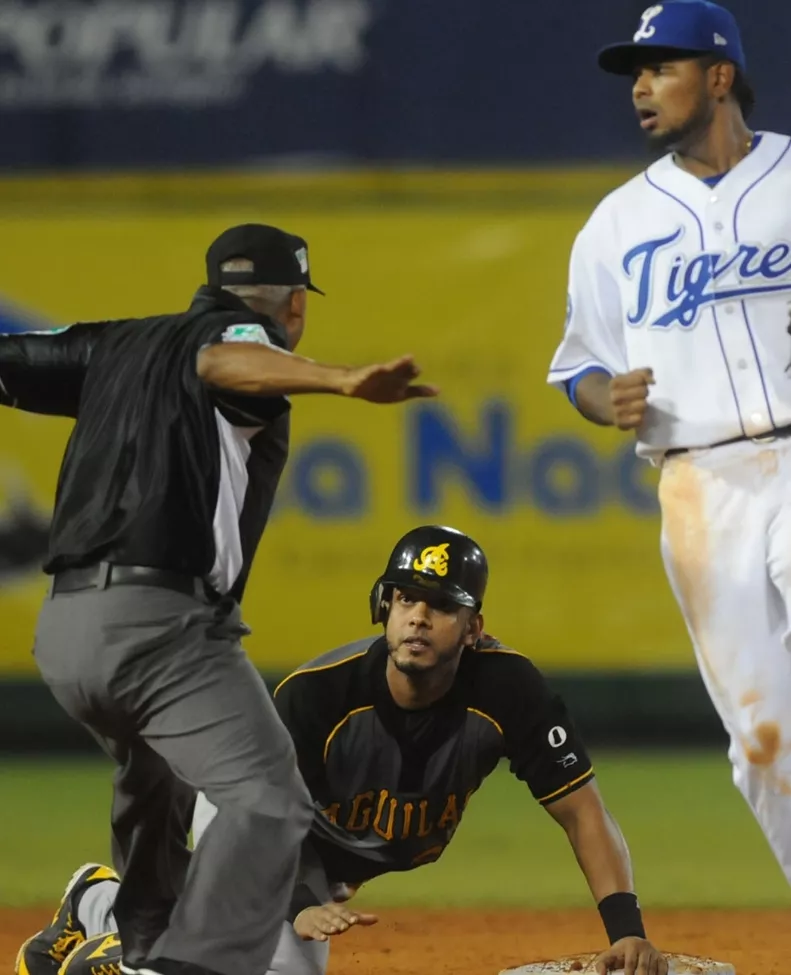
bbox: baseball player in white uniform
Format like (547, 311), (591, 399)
(549, 0), (791, 884)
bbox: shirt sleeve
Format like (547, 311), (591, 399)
(547, 207), (628, 397)
(495, 653), (595, 806)
(273, 670), (333, 807)
(198, 317), (292, 427)
(0, 323), (101, 417)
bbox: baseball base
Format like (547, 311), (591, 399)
(499, 953), (735, 975)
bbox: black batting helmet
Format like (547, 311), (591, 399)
(369, 525), (488, 624)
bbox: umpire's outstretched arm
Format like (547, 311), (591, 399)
(197, 343), (439, 404)
(0, 323), (102, 417)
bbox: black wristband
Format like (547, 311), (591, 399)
(286, 882), (322, 924)
(597, 892), (646, 944)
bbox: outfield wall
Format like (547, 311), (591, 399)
(0, 170), (720, 751)
(0, 169), (691, 674)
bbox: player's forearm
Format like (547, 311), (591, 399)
(549, 784), (646, 943)
(565, 806), (635, 903)
(573, 371), (615, 426)
(197, 344), (351, 397)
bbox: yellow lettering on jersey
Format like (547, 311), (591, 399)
(346, 791), (375, 831)
(401, 801), (414, 839)
(87, 934), (122, 959)
(437, 793), (459, 830)
(417, 799), (433, 837)
(322, 803), (340, 825)
(373, 789), (398, 841)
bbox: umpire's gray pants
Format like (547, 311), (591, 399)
(33, 584), (314, 975)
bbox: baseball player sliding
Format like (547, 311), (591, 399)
(549, 1), (791, 884)
(18, 527), (666, 975)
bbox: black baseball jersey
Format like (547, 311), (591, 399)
(0, 287), (290, 600)
(274, 636), (594, 885)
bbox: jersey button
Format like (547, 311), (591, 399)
(710, 195), (719, 203)
(725, 305), (735, 314)
(751, 412), (765, 426)
(737, 359), (748, 370)
(714, 221), (724, 232)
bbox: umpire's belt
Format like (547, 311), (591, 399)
(665, 422), (791, 458)
(50, 562), (213, 600)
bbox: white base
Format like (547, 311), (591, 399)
(499, 953), (735, 975)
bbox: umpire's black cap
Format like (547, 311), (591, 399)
(206, 224), (325, 295)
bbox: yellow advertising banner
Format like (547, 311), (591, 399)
(0, 173), (694, 674)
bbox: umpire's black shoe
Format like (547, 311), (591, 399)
(15, 864), (120, 975)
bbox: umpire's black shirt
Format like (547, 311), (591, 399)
(0, 287), (290, 601)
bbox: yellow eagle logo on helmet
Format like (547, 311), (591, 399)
(412, 543), (450, 577)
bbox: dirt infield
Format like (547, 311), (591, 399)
(2, 907), (789, 975)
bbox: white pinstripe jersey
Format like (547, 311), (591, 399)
(548, 131), (791, 458)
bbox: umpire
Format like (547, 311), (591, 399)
(0, 223), (437, 975)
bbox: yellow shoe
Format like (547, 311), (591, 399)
(59, 933), (122, 975)
(15, 864), (119, 975)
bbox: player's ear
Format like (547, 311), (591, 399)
(465, 612), (484, 648)
(290, 287), (307, 315)
(709, 60), (735, 101)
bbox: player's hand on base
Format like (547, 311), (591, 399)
(608, 368), (655, 431)
(594, 936), (667, 975)
(339, 355), (440, 403)
(293, 902), (379, 942)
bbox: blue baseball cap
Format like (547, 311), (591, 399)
(598, 1), (746, 76)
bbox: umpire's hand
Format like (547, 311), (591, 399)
(595, 936), (667, 975)
(293, 902), (379, 941)
(340, 355), (440, 403)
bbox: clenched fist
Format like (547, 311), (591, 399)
(609, 368), (655, 431)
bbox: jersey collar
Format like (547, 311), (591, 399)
(645, 131), (789, 206)
(190, 285), (289, 349)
